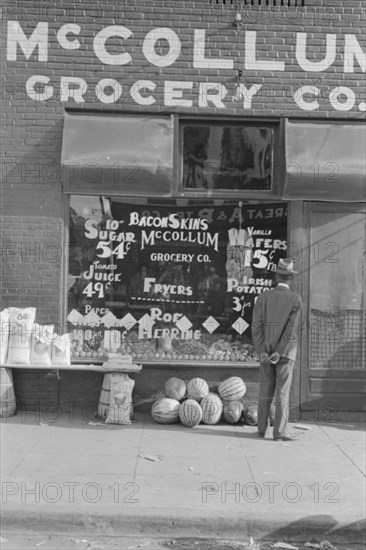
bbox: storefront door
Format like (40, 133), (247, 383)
(301, 202), (366, 417)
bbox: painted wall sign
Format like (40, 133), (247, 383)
(6, 21), (366, 112)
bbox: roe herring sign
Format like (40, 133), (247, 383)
(6, 21), (366, 112)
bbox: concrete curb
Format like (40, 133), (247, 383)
(2, 509), (365, 544)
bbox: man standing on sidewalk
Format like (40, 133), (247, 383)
(252, 258), (302, 441)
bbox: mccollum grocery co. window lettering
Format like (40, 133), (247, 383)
(67, 197), (287, 363)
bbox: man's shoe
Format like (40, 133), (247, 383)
(258, 433), (265, 438)
(274, 433), (298, 441)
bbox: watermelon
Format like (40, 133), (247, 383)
(218, 377), (246, 401)
(164, 377), (186, 401)
(179, 399), (202, 427)
(201, 393), (223, 425)
(243, 404), (258, 426)
(186, 377), (209, 402)
(151, 398), (180, 424)
(223, 400), (244, 424)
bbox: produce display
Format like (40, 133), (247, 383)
(218, 376), (247, 401)
(201, 393), (223, 425)
(179, 399), (203, 427)
(71, 330), (105, 359)
(243, 404), (258, 426)
(70, 327), (259, 363)
(151, 397), (180, 424)
(223, 400), (244, 424)
(186, 377), (209, 402)
(164, 377), (186, 401)
(151, 376), (257, 428)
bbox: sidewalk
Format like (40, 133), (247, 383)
(1, 409), (365, 545)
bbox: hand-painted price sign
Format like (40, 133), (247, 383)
(82, 281), (110, 299)
(252, 249), (269, 268)
(232, 296), (251, 316)
(96, 241), (132, 260)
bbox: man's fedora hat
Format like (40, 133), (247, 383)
(276, 258), (298, 275)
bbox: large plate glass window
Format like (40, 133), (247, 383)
(309, 210), (366, 370)
(182, 123), (274, 191)
(67, 197), (287, 363)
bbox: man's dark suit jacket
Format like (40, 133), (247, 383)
(252, 285), (302, 362)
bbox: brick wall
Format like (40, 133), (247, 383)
(0, 216), (63, 323)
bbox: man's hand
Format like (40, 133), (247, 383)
(270, 352), (281, 364)
(259, 353), (270, 366)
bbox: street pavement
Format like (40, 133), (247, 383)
(1, 408), (365, 546)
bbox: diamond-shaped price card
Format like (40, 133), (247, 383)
(82, 309), (101, 326)
(67, 309), (84, 326)
(176, 316), (192, 333)
(119, 313), (137, 330)
(101, 311), (118, 328)
(232, 317), (249, 335)
(202, 316), (220, 334)
(138, 313), (155, 331)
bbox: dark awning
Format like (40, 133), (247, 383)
(61, 112), (174, 195)
(283, 121), (366, 202)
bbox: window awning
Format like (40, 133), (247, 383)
(61, 112), (174, 195)
(283, 121), (366, 202)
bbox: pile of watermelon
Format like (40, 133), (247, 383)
(151, 376), (258, 428)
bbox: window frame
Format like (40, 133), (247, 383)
(177, 117), (282, 200)
(63, 194), (289, 365)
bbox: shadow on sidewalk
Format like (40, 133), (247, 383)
(2, 409), (363, 440)
(1, 411), (277, 440)
(261, 515), (366, 545)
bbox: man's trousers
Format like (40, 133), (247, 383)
(258, 357), (295, 439)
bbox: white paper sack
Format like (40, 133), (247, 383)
(7, 307), (36, 365)
(30, 324), (54, 366)
(51, 333), (71, 366)
(0, 309), (10, 364)
(105, 377), (135, 425)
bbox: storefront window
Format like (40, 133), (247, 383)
(67, 196), (287, 363)
(309, 210), (366, 370)
(182, 124), (273, 191)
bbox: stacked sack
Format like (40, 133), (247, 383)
(1, 307), (72, 367)
(151, 375), (259, 428)
(0, 308), (16, 416)
(104, 373), (135, 426)
(98, 355), (136, 425)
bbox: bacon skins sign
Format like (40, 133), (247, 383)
(6, 21), (366, 112)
